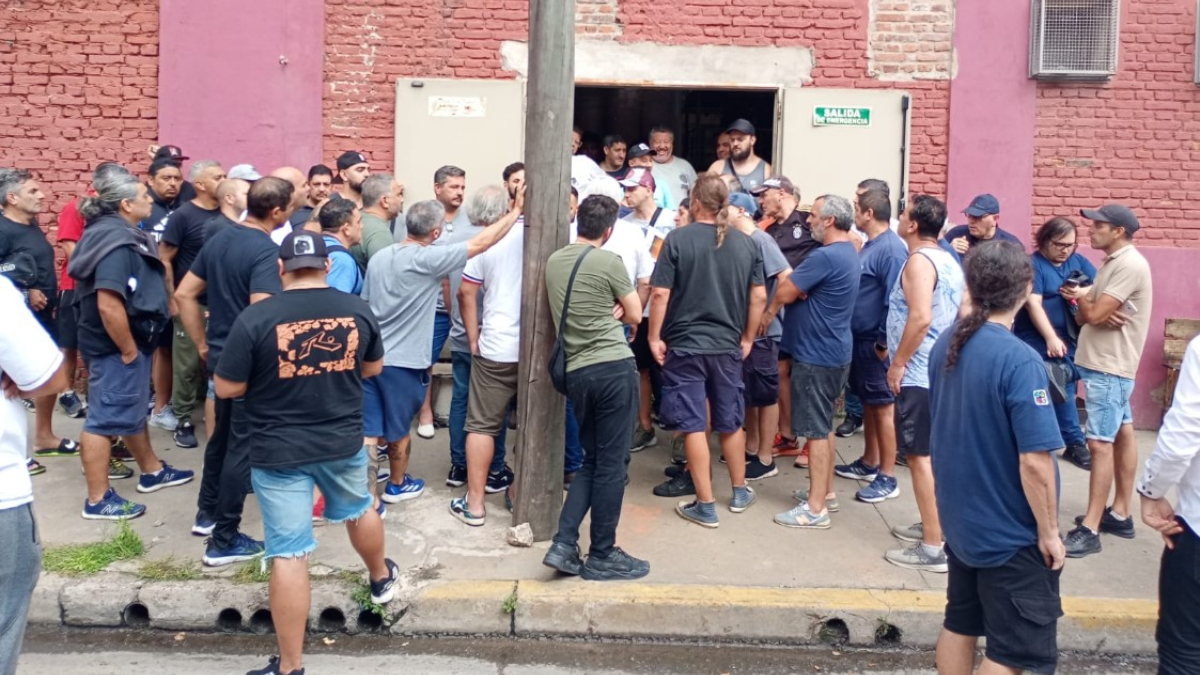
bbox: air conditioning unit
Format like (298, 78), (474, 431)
(1030, 0), (1121, 80)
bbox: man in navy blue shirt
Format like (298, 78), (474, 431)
(943, 194), (1024, 259)
(763, 194), (860, 530)
(929, 241), (1065, 675)
(834, 189), (908, 503)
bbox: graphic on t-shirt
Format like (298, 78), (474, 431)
(1033, 389), (1050, 406)
(276, 317), (359, 379)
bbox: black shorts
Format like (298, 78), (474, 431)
(1158, 519), (1200, 674)
(631, 317), (655, 371)
(155, 317), (174, 350)
(57, 290), (79, 350)
(944, 545), (1063, 675)
(34, 306), (59, 346)
(791, 360), (850, 439)
(742, 339), (779, 408)
(895, 386), (932, 457)
(659, 350), (744, 434)
(849, 339), (893, 405)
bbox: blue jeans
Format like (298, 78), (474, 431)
(565, 399), (583, 474)
(1051, 360), (1085, 447)
(844, 390), (863, 419)
(431, 312), (450, 363)
(450, 351), (506, 472)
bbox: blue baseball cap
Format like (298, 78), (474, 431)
(963, 193), (1000, 217)
(729, 192), (758, 216)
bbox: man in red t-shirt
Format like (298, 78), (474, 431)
(55, 192), (87, 418)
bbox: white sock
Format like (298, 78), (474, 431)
(920, 542), (944, 556)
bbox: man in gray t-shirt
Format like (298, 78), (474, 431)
(360, 190), (523, 506)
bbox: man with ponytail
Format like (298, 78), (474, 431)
(929, 241), (1065, 675)
(881, 195), (964, 572)
(68, 168), (195, 520)
(648, 174), (766, 528)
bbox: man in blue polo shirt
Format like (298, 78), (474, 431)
(943, 194), (1024, 259)
(764, 194), (860, 530)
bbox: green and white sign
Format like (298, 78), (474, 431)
(813, 106), (872, 127)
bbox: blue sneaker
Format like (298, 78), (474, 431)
(676, 500), (719, 528)
(729, 485), (756, 513)
(381, 474), (425, 504)
(856, 474), (900, 504)
(834, 458), (878, 482)
(136, 461), (195, 493)
(376, 499), (387, 521)
(192, 511), (215, 536)
(202, 532), (265, 567)
(82, 487), (146, 521)
(774, 502), (831, 529)
(370, 558), (401, 604)
(449, 496), (485, 526)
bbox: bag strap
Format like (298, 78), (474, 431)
(648, 207), (663, 231)
(725, 159), (748, 194)
(558, 246), (593, 340)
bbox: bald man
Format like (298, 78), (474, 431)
(269, 167), (309, 245)
(204, 179), (250, 242)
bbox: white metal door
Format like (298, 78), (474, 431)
(776, 88), (911, 213)
(394, 79), (526, 206)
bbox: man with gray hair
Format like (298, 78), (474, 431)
(764, 194), (861, 530)
(159, 160), (225, 446)
(354, 173), (404, 269)
(363, 188), (524, 508)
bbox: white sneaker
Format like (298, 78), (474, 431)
(149, 404), (179, 431)
(416, 423), (436, 439)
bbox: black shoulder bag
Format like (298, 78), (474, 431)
(549, 247), (592, 395)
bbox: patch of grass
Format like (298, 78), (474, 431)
(352, 583), (387, 619)
(43, 520), (144, 577)
(502, 589), (518, 615)
(231, 558), (271, 584)
(138, 556), (202, 582)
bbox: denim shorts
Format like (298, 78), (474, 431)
(659, 350), (745, 434)
(742, 339), (779, 408)
(363, 366), (431, 443)
(251, 448), (373, 559)
(849, 338), (894, 406)
(791, 360), (850, 439)
(83, 351), (152, 437)
(1079, 366), (1134, 443)
(206, 376), (216, 401)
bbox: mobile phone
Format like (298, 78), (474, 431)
(1062, 278), (1081, 289)
(1122, 299), (1139, 316)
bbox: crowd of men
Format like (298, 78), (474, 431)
(0, 118), (1196, 675)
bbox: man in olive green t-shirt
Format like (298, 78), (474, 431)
(541, 195), (648, 582)
(1061, 203), (1154, 559)
(352, 173), (405, 269)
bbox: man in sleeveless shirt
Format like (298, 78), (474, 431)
(706, 119), (773, 194)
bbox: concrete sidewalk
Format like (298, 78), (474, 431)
(24, 410), (1163, 652)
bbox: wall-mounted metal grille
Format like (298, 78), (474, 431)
(1030, 0), (1121, 80)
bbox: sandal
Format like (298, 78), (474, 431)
(34, 438), (80, 458)
(27, 459), (46, 476)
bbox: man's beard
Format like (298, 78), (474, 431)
(732, 147), (752, 162)
(348, 178), (365, 194)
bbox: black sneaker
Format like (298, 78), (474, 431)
(718, 452), (755, 465)
(652, 472), (695, 497)
(664, 462), (687, 479)
(369, 558), (400, 604)
(174, 420), (198, 449)
(59, 391), (86, 418)
(486, 465), (514, 494)
(542, 541), (584, 575)
(744, 459), (778, 481)
(1064, 525), (1102, 558)
(110, 438), (133, 460)
(446, 464), (467, 487)
(1062, 443), (1092, 470)
(246, 655), (304, 675)
(580, 547), (649, 581)
(1074, 507), (1135, 539)
(835, 415), (862, 438)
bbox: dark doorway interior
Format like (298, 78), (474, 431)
(574, 86), (777, 171)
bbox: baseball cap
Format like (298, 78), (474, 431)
(153, 145), (189, 163)
(618, 167), (655, 191)
(227, 164), (262, 181)
(336, 151), (368, 171)
(627, 143), (653, 159)
(148, 158), (181, 177)
(1080, 204), (1140, 235)
(750, 176), (796, 197)
(729, 192), (758, 216)
(963, 193), (1000, 217)
(725, 119), (756, 136)
(279, 230), (328, 272)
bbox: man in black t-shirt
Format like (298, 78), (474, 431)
(176, 177), (289, 568)
(218, 230), (396, 675)
(159, 160), (225, 445)
(0, 168), (78, 460)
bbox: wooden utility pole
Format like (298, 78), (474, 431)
(512, 0), (575, 540)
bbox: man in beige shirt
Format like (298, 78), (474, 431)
(1061, 204), (1154, 558)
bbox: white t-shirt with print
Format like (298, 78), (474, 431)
(0, 276), (62, 510)
(569, 219), (654, 289)
(461, 223), (524, 363)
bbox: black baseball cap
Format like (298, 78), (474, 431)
(725, 119), (756, 136)
(336, 151), (368, 171)
(963, 193), (1000, 217)
(627, 143), (653, 159)
(279, 231), (328, 272)
(1080, 204), (1140, 235)
(153, 145), (189, 164)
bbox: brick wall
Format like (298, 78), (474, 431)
(322, 0), (952, 196)
(1033, 0), (1200, 247)
(0, 0), (159, 232)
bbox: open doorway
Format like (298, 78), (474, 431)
(574, 85), (777, 172)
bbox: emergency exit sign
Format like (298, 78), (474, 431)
(813, 106), (872, 127)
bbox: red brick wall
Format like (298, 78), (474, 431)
(322, 0), (951, 197)
(0, 1), (159, 232)
(1033, 0), (1200, 247)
